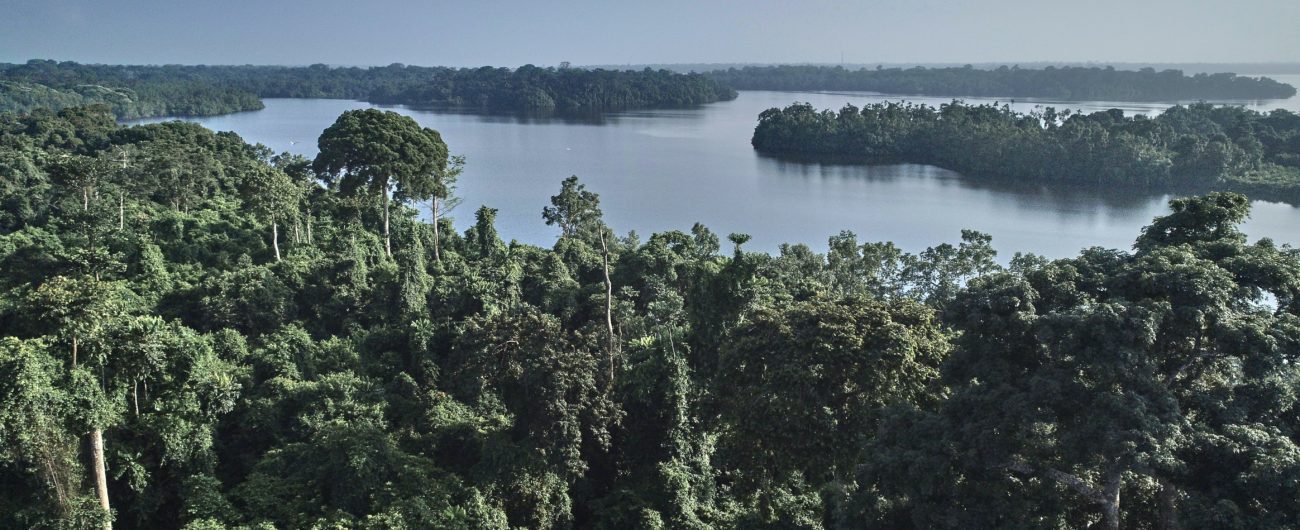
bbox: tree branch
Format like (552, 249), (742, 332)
(1004, 460), (1106, 504)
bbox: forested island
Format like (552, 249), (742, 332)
(709, 64), (1297, 101)
(2, 105), (1300, 529)
(752, 100), (1300, 203)
(0, 60), (738, 119)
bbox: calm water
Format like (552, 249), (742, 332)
(131, 77), (1300, 259)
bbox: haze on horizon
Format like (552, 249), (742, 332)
(3, 0), (1299, 68)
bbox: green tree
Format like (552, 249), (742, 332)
(313, 109), (449, 257)
(0, 337), (108, 529)
(716, 296), (949, 524)
(47, 153), (110, 212)
(426, 155), (465, 263)
(860, 193), (1300, 529)
(240, 164), (301, 261)
(543, 175), (604, 241)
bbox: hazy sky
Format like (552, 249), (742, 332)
(3, 0), (1298, 67)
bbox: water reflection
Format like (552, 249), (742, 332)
(390, 105), (617, 125)
(757, 154), (1174, 210)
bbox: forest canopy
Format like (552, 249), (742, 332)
(708, 64), (1298, 101)
(0, 60), (738, 119)
(751, 100), (1300, 203)
(1, 105), (1299, 529)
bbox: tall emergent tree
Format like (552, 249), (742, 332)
(543, 175), (604, 241)
(241, 164), (302, 262)
(425, 155), (464, 263)
(313, 109), (450, 257)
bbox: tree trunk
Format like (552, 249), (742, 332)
(306, 208), (313, 244)
(382, 191), (392, 258)
(90, 428), (112, 529)
(132, 380), (139, 416)
(1158, 476), (1180, 530)
(1099, 471), (1122, 530)
(72, 335), (78, 369)
(1003, 461), (1124, 530)
(600, 231), (616, 384)
(272, 220), (281, 262)
(432, 197), (442, 263)
(83, 188), (89, 211)
(117, 152), (128, 231)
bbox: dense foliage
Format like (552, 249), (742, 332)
(709, 64), (1297, 101)
(752, 100), (1300, 203)
(0, 77), (263, 120)
(2, 106), (1298, 529)
(0, 60), (738, 119)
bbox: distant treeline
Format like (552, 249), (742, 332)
(709, 65), (1297, 101)
(0, 60), (738, 119)
(752, 100), (1300, 202)
(594, 62), (1300, 76)
(0, 77), (264, 120)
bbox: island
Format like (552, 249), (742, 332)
(752, 100), (1300, 203)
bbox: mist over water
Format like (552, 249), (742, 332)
(131, 83), (1300, 259)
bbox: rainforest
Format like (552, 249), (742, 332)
(2, 104), (1299, 529)
(5, 1), (1300, 529)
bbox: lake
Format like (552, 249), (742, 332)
(131, 77), (1300, 259)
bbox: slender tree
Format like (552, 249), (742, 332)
(542, 175), (603, 240)
(48, 154), (109, 211)
(428, 155), (465, 263)
(241, 164), (302, 262)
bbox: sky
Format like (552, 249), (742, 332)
(2, 0), (1298, 67)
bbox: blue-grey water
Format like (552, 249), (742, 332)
(131, 76), (1300, 259)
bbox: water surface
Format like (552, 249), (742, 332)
(130, 81), (1300, 259)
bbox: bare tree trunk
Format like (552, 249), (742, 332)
(1158, 476), (1180, 530)
(382, 191), (392, 258)
(117, 151), (128, 231)
(306, 208), (313, 244)
(272, 220), (281, 262)
(83, 188), (89, 211)
(72, 336), (78, 369)
(90, 428), (112, 529)
(432, 197), (442, 263)
(132, 380), (139, 416)
(293, 215), (301, 244)
(1099, 471), (1122, 530)
(601, 231), (616, 384)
